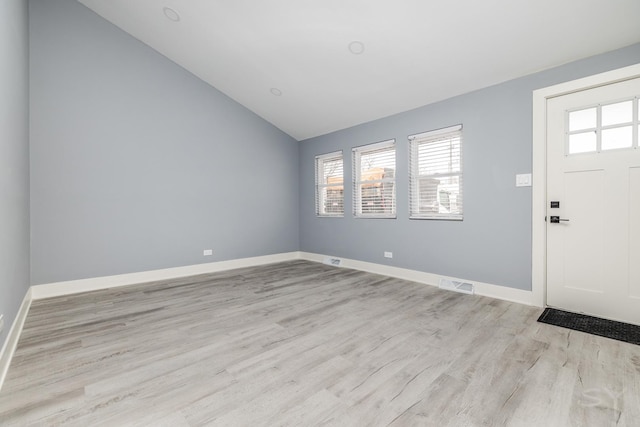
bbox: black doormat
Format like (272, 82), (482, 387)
(537, 308), (640, 346)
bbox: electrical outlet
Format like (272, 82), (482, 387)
(203, 249), (213, 256)
(384, 251), (393, 259)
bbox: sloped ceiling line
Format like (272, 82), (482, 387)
(78, 0), (640, 141)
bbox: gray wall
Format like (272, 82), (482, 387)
(0, 0), (30, 344)
(18, 0), (640, 294)
(299, 43), (640, 291)
(30, 0), (299, 284)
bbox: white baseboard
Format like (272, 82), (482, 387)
(31, 250), (538, 305)
(1, 251), (537, 391)
(0, 288), (32, 392)
(31, 252), (301, 300)
(299, 252), (538, 307)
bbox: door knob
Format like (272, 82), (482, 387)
(549, 216), (569, 223)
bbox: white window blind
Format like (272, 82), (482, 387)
(315, 151), (344, 216)
(409, 125), (463, 220)
(352, 140), (396, 218)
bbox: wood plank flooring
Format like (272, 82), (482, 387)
(1, 260), (639, 426)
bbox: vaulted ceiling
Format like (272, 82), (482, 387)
(77, 0), (640, 141)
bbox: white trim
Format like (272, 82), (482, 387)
(408, 124), (462, 140)
(0, 288), (32, 392)
(299, 252), (537, 307)
(532, 62), (640, 309)
(315, 150), (342, 160)
(352, 138), (395, 153)
(1, 250), (539, 391)
(30, 248), (540, 307)
(31, 252), (301, 300)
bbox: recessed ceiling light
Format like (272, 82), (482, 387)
(163, 7), (180, 22)
(270, 88), (283, 96)
(348, 41), (365, 55)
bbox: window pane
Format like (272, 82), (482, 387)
(359, 149), (395, 173)
(409, 126), (463, 220)
(353, 141), (396, 217)
(602, 126), (633, 150)
(437, 176), (462, 215)
(359, 181), (394, 215)
(418, 137), (460, 175)
(417, 177), (438, 213)
(316, 152), (343, 216)
(417, 176), (461, 215)
(569, 132), (596, 154)
(602, 100), (633, 126)
(322, 158), (343, 185)
(323, 187), (343, 213)
(569, 108), (596, 131)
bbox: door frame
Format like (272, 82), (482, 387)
(531, 63), (640, 308)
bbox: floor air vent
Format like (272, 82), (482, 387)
(323, 257), (342, 267)
(439, 279), (474, 295)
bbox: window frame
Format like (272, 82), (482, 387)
(352, 139), (397, 219)
(408, 124), (463, 221)
(315, 150), (344, 217)
(565, 96), (639, 156)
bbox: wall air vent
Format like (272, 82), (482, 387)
(439, 278), (474, 295)
(323, 257), (342, 267)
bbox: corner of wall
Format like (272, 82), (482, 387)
(0, 288), (32, 392)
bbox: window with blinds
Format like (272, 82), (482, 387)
(352, 140), (396, 218)
(409, 125), (463, 220)
(315, 151), (344, 216)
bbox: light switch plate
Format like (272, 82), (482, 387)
(516, 173), (532, 187)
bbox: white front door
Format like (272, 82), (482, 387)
(546, 77), (640, 325)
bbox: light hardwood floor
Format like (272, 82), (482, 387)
(1, 260), (639, 426)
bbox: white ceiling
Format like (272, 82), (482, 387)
(77, 0), (640, 141)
